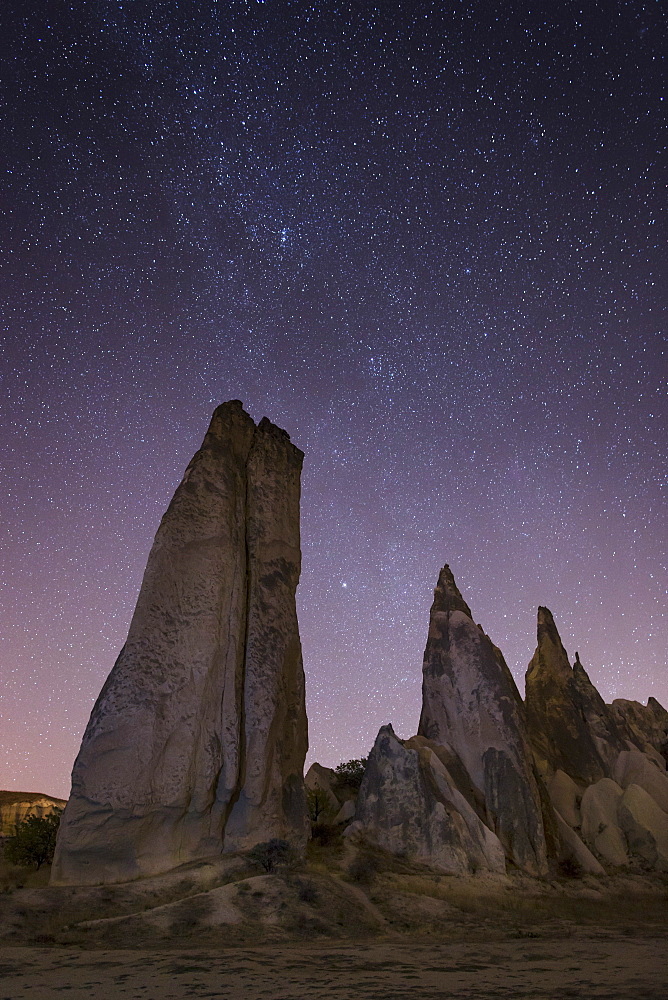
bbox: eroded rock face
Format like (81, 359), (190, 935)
(0, 792), (67, 836)
(580, 778), (628, 867)
(348, 725), (506, 875)
(609, 698), (668, 764)
(618, 784), (668, 870)
(417, 566), (548, 875)
(52, 402), (308, 886)
(525, 610), (625, 784)
(553, 810), (604, 874)
(613, 750), (668, 814)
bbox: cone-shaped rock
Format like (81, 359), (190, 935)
(525, 609), (625, 784)
(418, 566), (548, 875)
(348, 725), (506, 875)
(52, 402), (309, 885)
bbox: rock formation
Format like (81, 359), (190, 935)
(304, 763), (359, 825)
(525, 608), (668, 872)
(348, 726), (506, 874)
(609, 698), (668, 765)
(52, 401), (309, 886)
(525, 610), (626, 784)
(417, 566), (548, 874)
(351, 566), (548, 876)
(0, 791), (67, 836)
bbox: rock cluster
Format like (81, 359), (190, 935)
(348, 565), (668, 876)
(52, 402), (309, 886)
(525, 609), (668, 872)
(0, 791), (67, 836)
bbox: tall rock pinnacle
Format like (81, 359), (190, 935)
(418, 566), (548, 875)
(52, 402), (309, 886)
(525, 607), (624, 784)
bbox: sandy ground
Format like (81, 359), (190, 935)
(1, 936), (666, 1000)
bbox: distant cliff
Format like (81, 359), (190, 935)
(0, 791), (66, 836)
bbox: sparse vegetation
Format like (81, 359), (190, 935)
(306, 787), (336, 823)
(3, 810), (62, 870)
(334, 758), (367, 790)
(557, 856), (585, 879)
(347, 850), (382, 885)
(246, 838), (295, 872)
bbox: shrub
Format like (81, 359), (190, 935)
(3, 810), (62, 870)
(334, 758), (367, 790)
(557, 856), (584, 879)
(310, 822), (341, 847)
(347, 852), (381, 886)
(246, 838), (294, 872)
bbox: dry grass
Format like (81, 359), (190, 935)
(1, 841), (667, 950)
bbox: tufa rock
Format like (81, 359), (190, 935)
(0, 791), (67, 836)
(348, 725), (506, 875)
(613, 750), (668, 814)
(547, 770), (582, 830)
(580, 778), (628, 867)
(609, 698), (668, 765)
(553, 810), (604, 875)
(524, 610), (625, 784)
(417, 566), (548, 875)
(618, 784), (668, 870)
(52, 402), (308, 886)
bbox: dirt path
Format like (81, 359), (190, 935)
(1, 935), (666, 999)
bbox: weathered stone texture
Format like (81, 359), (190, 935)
(348, 726), (506, 875)
(418, 566), (548, 874)
(553, 810), (604, 874)
(52, 402), (308, 886)
(609, 697), (668, 764)
(580, 778), (628, 866)
(547, 770), (582, 830)
(525, 610), (625, 784)
(618, 784), (668, 870)
(613, 750), (668, 814)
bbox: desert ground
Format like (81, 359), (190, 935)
(1, 845), (666, 999)
(1, 935), (666, 1000)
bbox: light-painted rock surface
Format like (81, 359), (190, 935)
(618, 784), (668, 870)
(418, 566), (548, 875)
(0, 791), (67, 836)
(525, 611), (625, 784)
(553, 810), (604, 874)
(52, 402), (308, 886)
(613, 750), (668, 814)
(547, 770), (582, 830)
(580, 778), (628, 866)
(349, 725), (506, 875)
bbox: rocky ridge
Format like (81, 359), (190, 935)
(347, 565), (668, 876)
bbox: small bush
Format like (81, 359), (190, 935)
(347, 852), (381, 886)
(3, 811), (62, 870)
(310, 822), (341, 847)
(306, 787), (336, 823)
(246, 838), (294, 872)
(334, 758), (367, 790)
(296, 878), (319, 904)
(557, 856), (584, 879)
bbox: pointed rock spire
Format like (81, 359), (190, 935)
(418, 565), (548, 875)
(52, 402), (309, 885)
(525, 608), (624, 784)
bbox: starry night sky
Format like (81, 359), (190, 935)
(1, 2), (665, 799)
